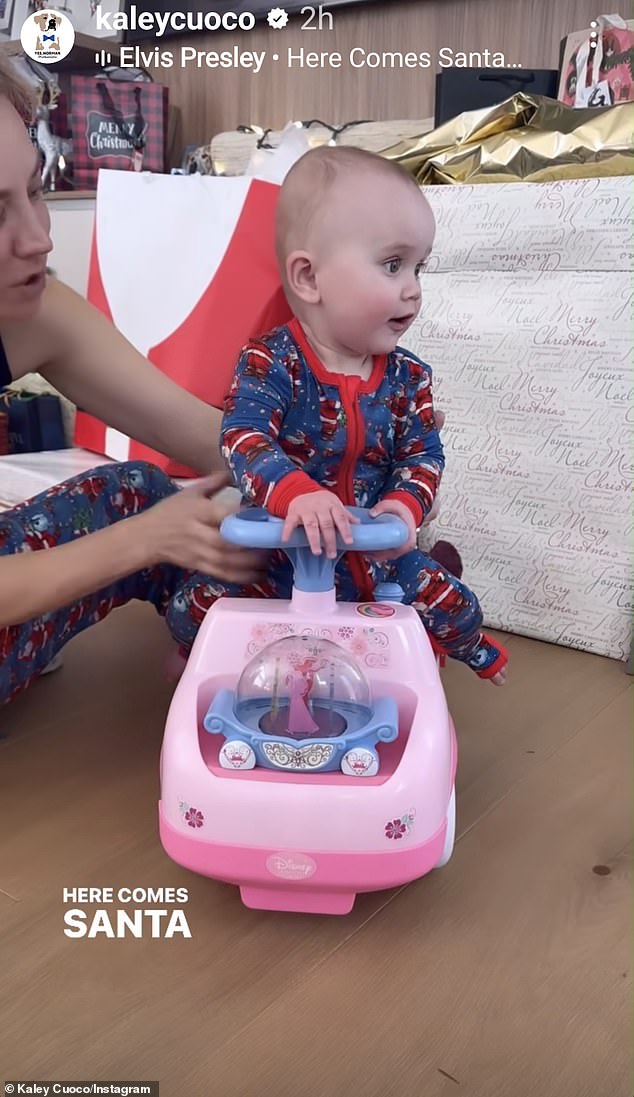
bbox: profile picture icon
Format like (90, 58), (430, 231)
(20, 8), (75, 64)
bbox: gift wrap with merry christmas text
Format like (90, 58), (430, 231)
(410, 176), (631, 661)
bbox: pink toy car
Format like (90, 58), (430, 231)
(159, 508), (457, 915)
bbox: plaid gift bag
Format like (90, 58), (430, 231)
(70, 75), (168, 188)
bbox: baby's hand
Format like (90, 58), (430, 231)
(369, 498), (417, 561)
(282, 491), (358, 558)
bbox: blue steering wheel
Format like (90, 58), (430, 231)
(220, 506), (408, 552)
(220, 506), (409, 593)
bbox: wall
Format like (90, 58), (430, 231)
(139, 0), (616, 159)
(48, 199), (95, 295)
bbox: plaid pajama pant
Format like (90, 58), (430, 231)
(0, 461), (182, 707)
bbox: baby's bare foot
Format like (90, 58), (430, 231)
(490, 666), (507, 686)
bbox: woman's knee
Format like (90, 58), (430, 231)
(108, 460), (177, 497)
(93, 461), (178, 520)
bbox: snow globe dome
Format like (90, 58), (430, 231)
(235, 635), (371, 740)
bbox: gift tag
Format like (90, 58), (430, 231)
(578, 80), (612, 108)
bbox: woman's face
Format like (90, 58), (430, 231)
(0, 97), (52, 324)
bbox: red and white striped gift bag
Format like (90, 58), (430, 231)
(74, 170), (291, 476)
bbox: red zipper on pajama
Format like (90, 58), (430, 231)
(288, 319), (386, 603)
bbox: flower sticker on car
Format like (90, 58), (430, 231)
(384, 809), (416, 840)
(178, 799), (204, 829)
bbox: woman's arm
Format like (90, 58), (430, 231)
(0, 474), (265, 629)
(0, 515), (152, 628)
(1, 278), (224, 474)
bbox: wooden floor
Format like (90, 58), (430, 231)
(0, 604), (631, 1097)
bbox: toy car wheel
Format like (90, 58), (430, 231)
(219, 740), (256, 770)
(341, 747), (379, 778)
(436, 787), (456, 867)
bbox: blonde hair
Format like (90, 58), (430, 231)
(0, 54), (35, 122)
(275, 145), (421, 275)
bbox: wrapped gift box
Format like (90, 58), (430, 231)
(410, 176), (632, 661)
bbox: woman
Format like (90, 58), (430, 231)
(0, 58), (265, 705)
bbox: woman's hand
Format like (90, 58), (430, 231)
(136, 473), (268, 583)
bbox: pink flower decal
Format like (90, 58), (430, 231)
(385, 819), (407, 840)
(184, 808), (204, 829)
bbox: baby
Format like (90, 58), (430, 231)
(219, 145), (507, 683)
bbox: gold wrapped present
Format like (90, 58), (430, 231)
(380, 92), (633, 183)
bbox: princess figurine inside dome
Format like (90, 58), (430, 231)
(204, 634), (398, 775)
(237, 636), (371, 740)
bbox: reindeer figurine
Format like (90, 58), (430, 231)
(36, 82), (73, 192)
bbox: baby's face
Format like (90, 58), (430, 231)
(311, 175), (434, 357)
